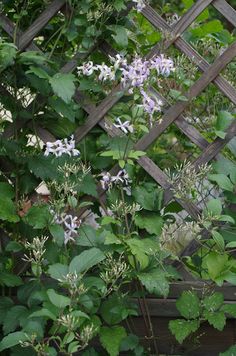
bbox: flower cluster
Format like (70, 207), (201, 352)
(54, 212), (81, 244)
(100, 169), (132, 195)
(44, 135), (80, 157)
(78, 53), (174, 122)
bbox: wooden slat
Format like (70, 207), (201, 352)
(18, 0), (66, 50)
(142, 4), (236, 105)
(213, 0), (236, 27)
(135, 41), (236, 152)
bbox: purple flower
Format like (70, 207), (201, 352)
(150, 54), (175, 76)
(100, 172), (112, 190)
(120, 56), (150, 89)
(141, 90), (163, 118)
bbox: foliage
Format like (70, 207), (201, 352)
(0, 0), (235, 354)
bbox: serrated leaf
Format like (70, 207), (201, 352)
(69, 247), (105, 274)
(134, 211), (163, 235)
(203, 292), (224, 312)
(0, 198), (20, 223)
(176, 291), (200, 319)
(108, 25), (128, 48)
(204, 310), (226, 331)
(169, 319), (199, 344)
(221, 304), (236, 318)
(99, 326), (127, 356)
(23, 204), (50, 229)
(80, 173), (98, 197)
(138, 269), (169, 297)
(49, 73), (76, 103)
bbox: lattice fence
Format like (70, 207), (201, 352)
(0, 0), (236, 353)
(1, 0), (235, 254)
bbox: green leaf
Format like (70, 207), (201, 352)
(108, 25), (128, 48)
(203, 310), (226, 331)
(0, 42), (17, 70)
(203, 292), (224, 312)
(6, 241), (23, 252)
(126, 239), (149, 270)
(100, 326), (127, 356)
(49, 73), (76, 103)
(134, 211), (163, 235)
(205, 252), (228, 282)
(47, 289), (70, 309)
(24, 204), (50, 229)
(205, 198), (222, 216)
(212, 230), (225, 251)
(215, 111), (233, 133)
(100, 295), (137, 325)
(69, 247), (105, 274)
(0, 331), (29, 352)
(133, 184), (163, 211)
(0, 272), (22, 287)
(176, 291), (200, 319)
(3, 305), (28, 334)
(220, 345), (236, 356)
(29, 308), (57, 320)
(27, 65), (50, 79)
(221, 304), (236, 318)
(138, 269), (169, 297)
(0, 182), (14, 199)
(191, 20), (223, 38)
(0, 198), (20, 223)
(48, 263), (68, 281)
(0, 297), (13, 324)
(169, 319), (199, 344)
(49, 224), (65, 246)
(19, 51), (47, 65)
(80, 173), (98, 198)
(49, 97), (76, 122)
(208, 174), (234, 192)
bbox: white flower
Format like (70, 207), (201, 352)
(100, 172), (112, 190)
(77, 61), (96, 76)
(114, 117), (134, 134)
(133, 0), (146, 12)
(53, 212), (81, 245)
(111, 169), (132, 186)
(109, 54), (127, 71)
(96, 63), (115, 81)
(44, 135), (80, 157)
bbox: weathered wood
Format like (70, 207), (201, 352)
(142, 4), (236, 106)
(213, 0), (236, 26)
(18, 0), (66, 50)
(135, 41), (236, 152)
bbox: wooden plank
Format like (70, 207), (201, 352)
(142, 5), (236, 105)
(213, 0), (236, 27)
(18, 0), (66, 50)
(193, 120), (236, 167)
(135, 41), (236, 152)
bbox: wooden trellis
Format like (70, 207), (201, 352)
(0, 0), (236, 354)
